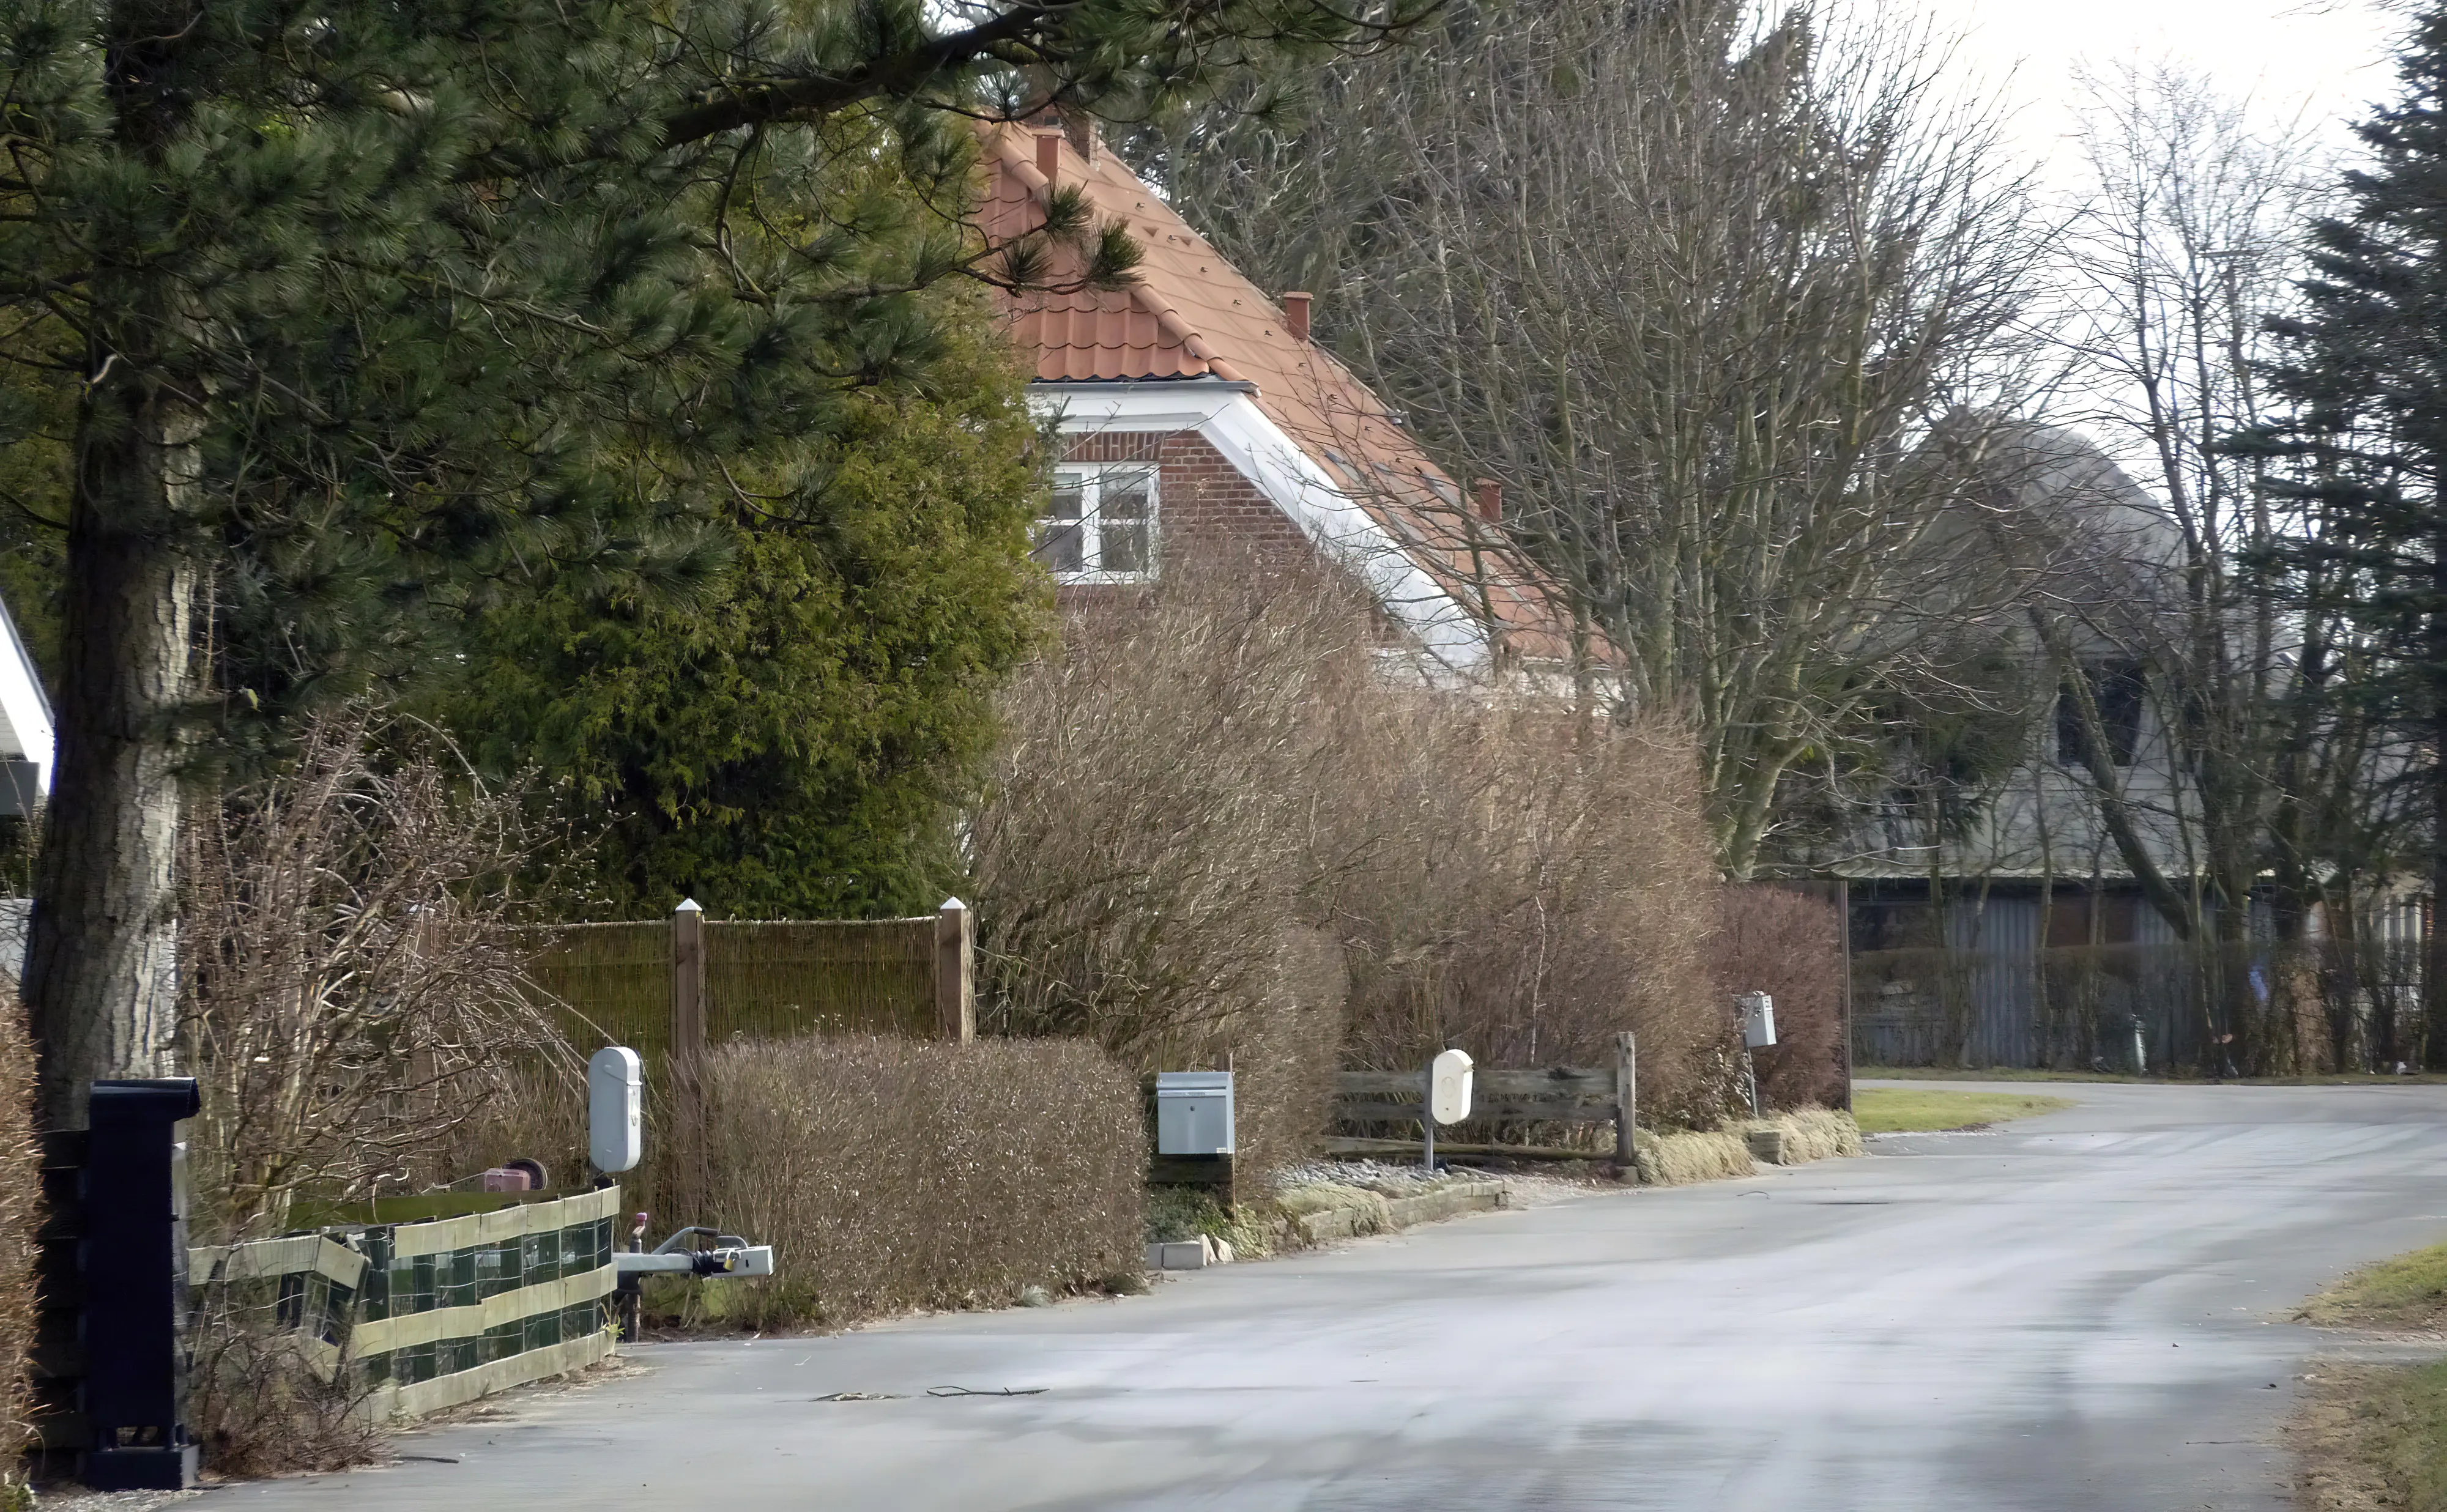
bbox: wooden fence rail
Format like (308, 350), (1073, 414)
(1329, 1032), (1639, 1173)
(522, 898), (976, 1219)
(524, 899), (975, 1056)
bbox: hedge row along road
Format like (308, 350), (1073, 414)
(217, 1081), (2447, 1510)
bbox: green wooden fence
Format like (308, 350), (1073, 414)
(189, 1187), (622, 1422)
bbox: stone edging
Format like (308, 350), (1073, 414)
(1294, 1180), (1508, 1245)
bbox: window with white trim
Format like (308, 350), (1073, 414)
(1034, 465), (1157, 582)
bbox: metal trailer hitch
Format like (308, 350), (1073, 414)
(616, 1225), (777, 1279)
(611, 1217), (776, 1338)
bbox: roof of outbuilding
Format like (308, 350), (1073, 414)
(978, 122), (1572, 662)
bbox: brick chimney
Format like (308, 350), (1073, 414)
(1033, 128), (1063, 188)
(1472, 478), (1503, 523)
(1282, 291), (1312, 342)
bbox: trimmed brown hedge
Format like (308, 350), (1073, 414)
(0, 997), (35, 1493)
(683, 1037), (1144, 1331)
(1717, 884), (1848, 1109)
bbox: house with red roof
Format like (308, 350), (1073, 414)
(977, 122), (1572, 675)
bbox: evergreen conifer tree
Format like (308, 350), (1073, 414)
(2247, 5), (2447, 1065)
(439, 305), (1050, 919)
(0, 0), (1430, 1124)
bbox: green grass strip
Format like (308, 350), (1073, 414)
(2302, 1240), (2447, 1332)
(1851, 1087), (2076, 1133)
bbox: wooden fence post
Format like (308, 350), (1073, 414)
(670, 897), (705, 1217)
(1614, 1031), (1639, 1181)
(936, 898), (975, 1042)
(1837, 878), (1854, 1112)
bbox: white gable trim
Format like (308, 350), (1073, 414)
(0, 590), (50, 806)
(1030, 381), (1490, 670)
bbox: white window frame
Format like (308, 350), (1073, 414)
(1034, 464), (1160, 584)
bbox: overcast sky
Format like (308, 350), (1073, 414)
(1928, 0), (2399, 177)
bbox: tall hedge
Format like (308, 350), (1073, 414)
(0, 997), (38, 1499)
(691, 1037), (1144, 1330)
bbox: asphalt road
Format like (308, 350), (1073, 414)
(211, 1081), (2447, 1511)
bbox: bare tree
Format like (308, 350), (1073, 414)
(1145, 0), (2048, 875)
(180, 710), (573, 1239)
(2043, 62), (2414, 1068)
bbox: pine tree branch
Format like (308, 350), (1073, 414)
(661, 12), (1047, 147)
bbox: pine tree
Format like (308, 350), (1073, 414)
(438, 306), (1050, 920)
(2246, 6), (2447, 1065)
(0, 0), (1433, 1125)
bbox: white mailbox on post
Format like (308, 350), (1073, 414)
(1156, 1071), (1235, 1156)
(1740, 992), (1777, 1049)
(1429, 1048), (1474, 1125)
(589, 1045), (643, 1173)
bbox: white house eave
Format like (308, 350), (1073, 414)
(1030, 380), (1490, 670)
(0, 588), (51, 799)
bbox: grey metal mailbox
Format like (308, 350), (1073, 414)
(1740, 991), (1777, 1048)
(1155, 1071), (1235, 1155)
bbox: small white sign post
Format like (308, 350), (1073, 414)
(1425, 1048), (1473, 1169)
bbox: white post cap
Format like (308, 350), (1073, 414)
(674, 897), (702, 914)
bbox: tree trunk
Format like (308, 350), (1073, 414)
(2430, 513), (2447, 1070)
(23, 382), (196, 1130)
(2429, 704), (2447, 1070)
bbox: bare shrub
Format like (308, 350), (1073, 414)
(1331, 700), (1729, 1130)
(691, 1037), (1143, 1331)
(1717, 886), (1847, 1108)
(973, 558), (1368, 1177)
(0, 995), (35, 1501)
(441, 1058), (593, 1191)
(181, 708), (576, 1241)
(977, 552), (1735, 1147)
(188, 1303), (377, 1478)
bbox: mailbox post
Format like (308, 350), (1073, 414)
(1738, 993), (1775, 1117)
(81, 1078), (201, 1491)
(1425, 1049), (1472, 1169)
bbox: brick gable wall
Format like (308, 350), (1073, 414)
(1057, 429), (1314, 574)
(1052, 430), (1413, 655)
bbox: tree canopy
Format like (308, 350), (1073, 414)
(0, 0), (1433, 1121)
(2241, 5), (2447, 1064)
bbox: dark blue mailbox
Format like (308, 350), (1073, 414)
(81, 1077), (200, 1491)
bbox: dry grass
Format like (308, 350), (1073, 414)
(1740, 1108), (1865, 1162)
(1273, 1183), (1394, 1236)
(2293, 1360), (2447, 1512)
(1633, 1128), (1754, 1185)
(676, 1036), (1144, 1332)
(2287, 1240), (2447, 1511)
(1143, 1187), (1283, 1258)
(0, 995), (35, 1503)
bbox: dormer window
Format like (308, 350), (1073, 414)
(1034, 465), (1157, 583)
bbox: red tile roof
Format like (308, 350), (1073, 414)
(978, 124), (1573, 663)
